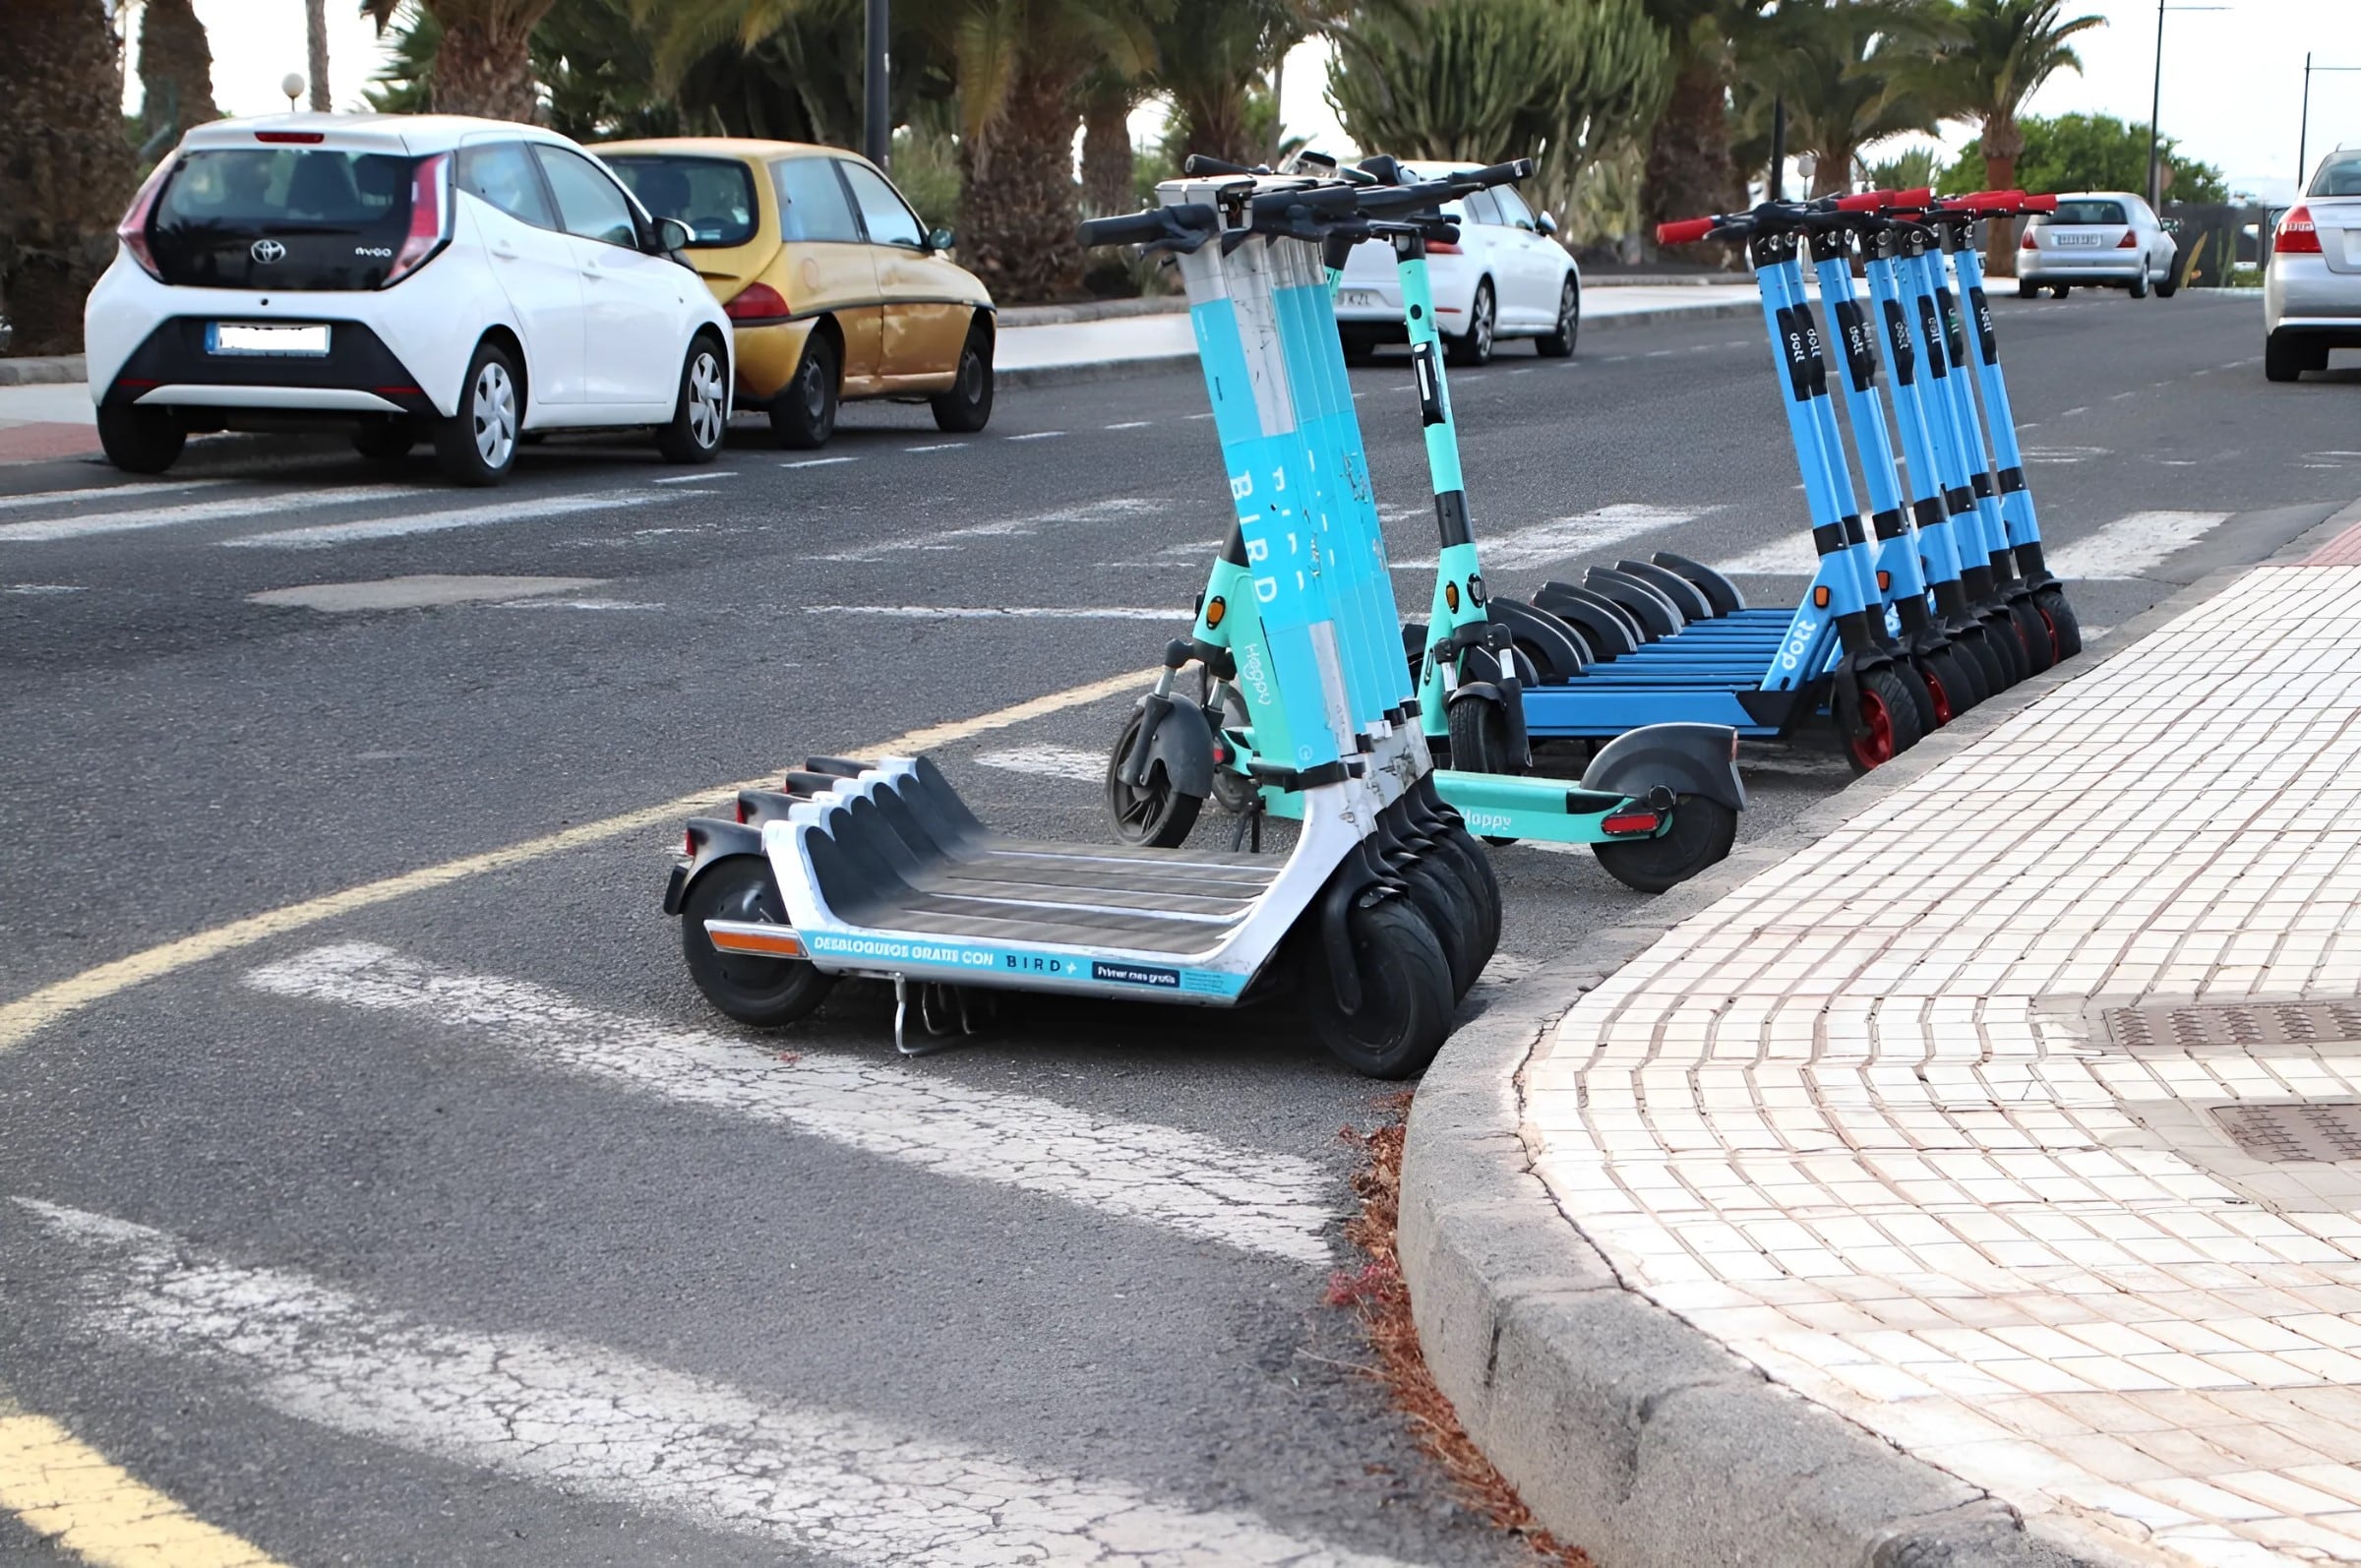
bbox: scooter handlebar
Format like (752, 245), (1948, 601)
(1181, 153), (1259, 177)
(1834, 185), (1932, 212)
(2020, 192), (2057, 213)
(1656, 215), (1722, 246)
(1459, 157), (1537, 190)
(1075, 203), (1219, 251)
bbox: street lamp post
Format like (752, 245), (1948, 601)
(2147, 0), (2228, 211)
(2298, 57), (2361, 194)
(864, 0), (890, 170)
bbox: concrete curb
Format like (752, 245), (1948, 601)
(997, 296), (1186, 327)
(1397, 497), (2361, 1568)
(0, 355), (87, 387)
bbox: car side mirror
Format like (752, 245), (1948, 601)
(927, 226), (955, 253)
(1536, 211), (1558, 237)
(655, 216), (695, 254)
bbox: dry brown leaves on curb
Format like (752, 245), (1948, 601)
(1327, 1093), (1595, 1567)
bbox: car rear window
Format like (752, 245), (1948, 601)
(2310, 154), (2361, 197)
(606, 155), (758, 247)
(2045, 200), (2128, 225)
(149, 148), (417, 289)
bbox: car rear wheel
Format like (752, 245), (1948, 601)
(1535, 278), (1579, 358)
(2048, 284), (2070, 299)
(1445, 279), (1495, 367)
(433, 342), (521, 486)
(2130, 271), (2149, 299)
(2265, 331), (2309, 383)
(96, 404), (186, 474)
(1340, 329), (1378, 365)
(655, 336), (728, 463)
(2017, 278), (2037, 299)
(771, 332), (840, 450)
(351, 416), (415, 466)
(929, 324), (995, 434)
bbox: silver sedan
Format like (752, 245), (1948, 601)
(2265, 145), (2361, 382)
(2017, 191), (2179, 299)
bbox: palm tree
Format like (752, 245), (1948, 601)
(1735, 0), (1949, 197)
(139, 0), (224, 151)
(361, 0), (560, 122)
(1148, 0), (1302, 171)
(1912, 0), (2101, 274)
(308, 0), (332, 109)
(0, 0), (137, 355)
(1637, 0), (1772, 253)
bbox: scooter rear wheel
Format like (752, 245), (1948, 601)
(1302, 897), (1456, 1079)
(1844, 666), (1926, 774)
(681, 857), (835, 1027)
(1106, 709), (1204, 848)
(2008, 598), (2056, 676)
(1592, 797), (1739, 894)
(1423, 816), (1502, 967)
(1401, 859), (1483, 1000)
(1981, 610), (2028, 686)
(1914, 648), (1967, 723)
(1895, 655), (1941, 736)
(2033, 586), (2083, 660)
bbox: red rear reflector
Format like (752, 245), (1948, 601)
(1812, 585), (1831, 608)
(734, 800), (750, 823)
(256, 131), (326, 144)
(684, 829), (697, 855)
(1601, 813), (1660, 835)
(115, 377), (159, 390)
(2278, 206), (2323, 255)
(372, 386), (421, 396)
(725, 280), (791, 324)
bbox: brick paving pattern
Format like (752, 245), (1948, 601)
(1524, 556), (2361, 1566)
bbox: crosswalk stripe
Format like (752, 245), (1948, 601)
(243, 944), (1333, 1263)
(812, 497), (1165, 564)
(803, 605), (1181, 621)
(220, 491), (682, 549)
(18, 1199), (1415, 1568)
(2043, 510), (2230, 580)
(1710, 533), (1816, 575)
(0, 478), (225, 513)
(975, 744), (1110, 783)
(1478, 503), (1704, 571)
(0, 484), (416, 544)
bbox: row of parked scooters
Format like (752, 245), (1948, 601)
(663, 159), (2081, 1079)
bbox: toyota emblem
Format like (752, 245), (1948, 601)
(250, 238), (286, 264)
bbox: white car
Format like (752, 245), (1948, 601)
(86, 113), (734, 485)
(2015, 191), (2178, 300)
(2264, 145), (2361, 382)
(1332, 162), (1579, 366)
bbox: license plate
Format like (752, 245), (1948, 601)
(207, 322), (331, 356)
(1339, 289), (1383, 309)
(2052, 232), (2103, 247)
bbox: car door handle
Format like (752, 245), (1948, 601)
(490, 239), (519, 260)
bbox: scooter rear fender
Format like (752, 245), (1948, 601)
(663, 817), (766, 916)
(1578, 723), (1746, 814)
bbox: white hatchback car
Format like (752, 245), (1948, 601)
(2264, 146), (2361, 382)
(1332, 162), (1579, 366)
(86, 113), (734, 484)
(2016, 191), (2178, 299)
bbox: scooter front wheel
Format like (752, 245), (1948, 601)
(2008, 598), (2056, 676)
(681, 857), (835, 1027)
(1208, 688), (1259, 815)
(1843, 666), (1927, 774)
(1592, 797), (1739, 894)
(1106, 709), (1204, 848)
(1446, 697), (1521, 845)
(2032, 585), (2083, 660)
(1302, 897), (1456, 1079)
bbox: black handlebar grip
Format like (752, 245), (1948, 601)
(1182, 153), (1258, 176)
(1248, 182), (1362, 220)
(1465, 157), (1537, 188)
(1357, 153), (1407, 187)
(1074, 203), (1218, 250)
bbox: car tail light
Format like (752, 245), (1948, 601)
(2020, 227), (2037, 249)
(115, 157), (176, 281)
(2116, 229), (2138, 249)
(255, 131), (326, 144)
(381, 152), (452, 287)
(725, 280), (792, 325)
(2277, 205), (2323, 255)
(1425, 240), (1461, 255)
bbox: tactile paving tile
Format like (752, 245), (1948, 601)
(2104, 1000), (2361, 1055)
(2211, 1102), (2361, 1165)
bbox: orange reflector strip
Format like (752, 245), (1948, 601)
(1876, 570), (1892, 591)
(1601, 812), (1661, 835)
(1812, 585), (1831, 608)
(705, 926), (807, 958)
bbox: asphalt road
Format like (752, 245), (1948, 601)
(0, 289), (2351, 1567)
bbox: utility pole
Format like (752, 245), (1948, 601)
(864, 0), (890, 169)
(2148, 1), (2228, 211)
(2296, 58), (2361, 195)
(1769, 97), (1786, 202)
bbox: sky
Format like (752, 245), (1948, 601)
(152, 0), (2361, 206)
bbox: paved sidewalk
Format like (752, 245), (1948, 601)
(1475, 518), (2361, 1565)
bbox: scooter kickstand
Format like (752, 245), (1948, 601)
(893, 977), (991, 1059)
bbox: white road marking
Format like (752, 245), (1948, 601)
(1005, 431), (1065, 442)
(2021, 445), (2109, 463)
(1186, 412), (1215, 420)
(975, 744), (1109, 783)
(244, 944), (1334, 1263)
(1711, 533), (1818, 575)
(904, 442), (968, 452)
(0, 478), (225, 512)
(654, 470), (734, 483)
(2059, 405), (2089, 416)
(2, 583), (83, 594)
(0, 483), (416, 544)
(1508, 367), (1536, 375)
(1103, 421), (1152, 430)
(803, 605), (1181, 621)
(16, 1199), (1415, 1568)
(220, 491), (680, 549)
(489, 598), (664, 611)
(1477, 503), (1704, 571)
(812, 497), (1163, 564)
(2045, 510), (2231, 580)
(247, 574), (605, 612)
(782, 456), (856, 468)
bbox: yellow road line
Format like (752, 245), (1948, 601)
(0, 1405), (287, 1567)
(0, 667), (1153, 1056)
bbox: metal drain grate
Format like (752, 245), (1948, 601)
(2101, 1000), (2361, 1055)
(2211, 1102), (2361, 1164)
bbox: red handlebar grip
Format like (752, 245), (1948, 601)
(1835, 189), (1892, 212)
(1657, 216), (1718, 245)
(1892, 186), (1933, 209)
(2022, 193), (2056, 212)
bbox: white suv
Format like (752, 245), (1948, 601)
(1332, 161), (1580, 366)
(86, 113), (735, 485)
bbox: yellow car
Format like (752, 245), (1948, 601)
(598, 138), (995, 448)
